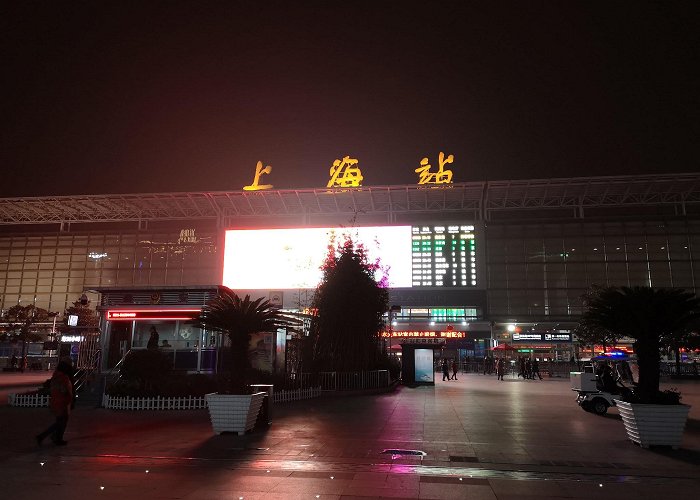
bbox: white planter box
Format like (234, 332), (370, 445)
(614, 399), (691, 449)
(205, 392), (266, 435)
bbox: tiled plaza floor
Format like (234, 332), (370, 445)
(1, 372), (698, 499)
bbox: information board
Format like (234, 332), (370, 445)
(411, 225), (477, 287)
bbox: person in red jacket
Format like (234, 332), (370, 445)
(36, 359), (74, 446)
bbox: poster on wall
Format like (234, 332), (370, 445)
(414, 348), (434, 383)
(249, 332), (273, 371)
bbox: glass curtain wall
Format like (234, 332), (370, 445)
(486, 219), (699, 318)
(0, 229), (219, 313)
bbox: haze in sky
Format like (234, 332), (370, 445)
(2, 1), (698, 197)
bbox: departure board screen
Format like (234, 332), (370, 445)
(411, 225), (477, 287)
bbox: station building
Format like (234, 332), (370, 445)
(2, 172), (700, 372)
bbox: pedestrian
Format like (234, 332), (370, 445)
(451, 359), (458, 380)
(525, 358), (533, 379)
(36, 359), (73, 446)
(496, 358), (505, 380)
(441, 358), (450, 381)
(10, 353), (18, 370)
(517, 356), (526, 379)
(147, 326), (160, 349)
(532, 358), (542, 380)
(57, 357), (77, 408)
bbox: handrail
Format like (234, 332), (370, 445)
(74, 349), (101, 393)
(100, 349), (132, 400)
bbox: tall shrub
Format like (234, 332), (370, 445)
(309, 236), (389, 371)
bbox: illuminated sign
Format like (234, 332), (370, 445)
(243, 161), (273, 191)
(382, 331), (466, 338)
(544, 333), (572, 341)
(513, 332), (572, 342)
(327, 156), (363, 188)
(415, 152), (454, 185)
(107, 309), (200, 321)
(222, 224), (479, 290)
(223, 226), (412, 289)
(411, 225), (477, 286)
(415, 348), (434, 383)
(594, 345), (633, 353)
(61, 335), (84, 343)
(178, 229), (198, 244)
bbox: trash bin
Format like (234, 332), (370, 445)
(249, 384), (273, 425)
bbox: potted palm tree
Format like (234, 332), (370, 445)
(578, 286), (699, 448)
(191, 286), (299, 435)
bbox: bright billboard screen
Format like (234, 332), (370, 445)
(222, 224), (477, 289)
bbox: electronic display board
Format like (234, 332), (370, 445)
(223, 224), (479, 290)
(411, 225), (476, 287)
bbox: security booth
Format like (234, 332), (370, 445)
(94, 286), (220, 372)
(400, 342), (444, 386)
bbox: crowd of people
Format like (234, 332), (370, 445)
(438, 355), (546, 381)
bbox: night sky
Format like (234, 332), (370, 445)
(2, 1), (698, 197)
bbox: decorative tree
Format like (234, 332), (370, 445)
(191, 286), (300, 394)
(574, 285), (625, 354)
(60, 299), (99, 332)
(577, 286), (700, 403)
(1, 305), (57, 366)
(309, 235), (389, 372)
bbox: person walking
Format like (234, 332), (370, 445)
(517, 356), (526, 379)
(532, 358), (543, 380)
(496, 357), (505, 380)
(441, 358), (450, 381)
(36, 359), (73, 446)
(451, 359), (459, 380)
(525, 357), (533, 379)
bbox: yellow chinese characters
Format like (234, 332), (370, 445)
(415, 152), (454, 185)
(327, 156), (363, 188)
(243, 161), (273, 191)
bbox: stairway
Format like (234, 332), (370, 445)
(74, 374), (105, 408)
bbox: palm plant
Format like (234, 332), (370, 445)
(578, 286), (700, 403)
(191, 286), (300, 394)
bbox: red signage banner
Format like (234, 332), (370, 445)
(106, 309), (201, 321)
(381, 331), (466, 338)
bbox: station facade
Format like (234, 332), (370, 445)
(2, 173), (700, 371)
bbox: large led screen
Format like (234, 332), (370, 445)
(223, 226), (413, 289)
(222, 224), (477, 289)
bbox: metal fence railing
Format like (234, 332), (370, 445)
(8, 393), (49, 407)
(286, 370), (391, 392)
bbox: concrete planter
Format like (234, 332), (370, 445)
(204, 392), (265, 435)
(614, 399), (691, 449)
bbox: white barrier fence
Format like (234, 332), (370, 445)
(318, 370), (390, 391)
(286, 370), (391, 391)
(273, 386), (321, 403)
(8, 393), (49, 407)
(102, 395), (207, 410)
(8, 370), (389, 409)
